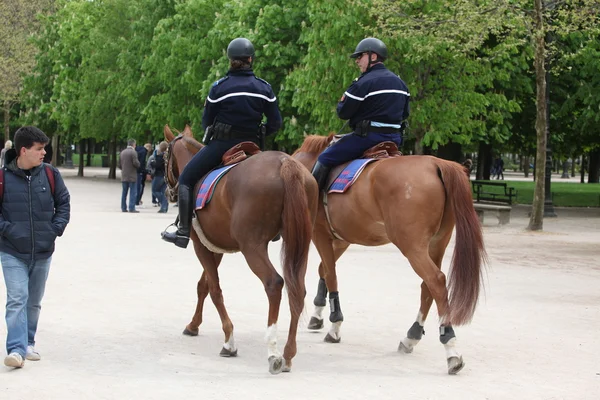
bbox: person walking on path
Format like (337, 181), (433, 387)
(1, 140), (13, 167)
(1, 126), (70, 369)
(150, 141), (168, 213)
(119, 139), (140, 213)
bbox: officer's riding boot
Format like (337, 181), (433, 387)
(161, 184), (192, 249)
(311, 161), (331, 193)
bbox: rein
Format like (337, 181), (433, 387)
(164, 134), (185, 202)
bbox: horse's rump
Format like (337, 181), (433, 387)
(192, 151), (299, 251)
(324, 156), (448, 245)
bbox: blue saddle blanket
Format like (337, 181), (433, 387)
(328, 159), (377, 193)
(195, 164), (238, 210)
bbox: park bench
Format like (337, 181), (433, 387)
(471, 181), (517, 225)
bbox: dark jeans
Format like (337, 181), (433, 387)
(178, 138), (257, 187)
(317, 132), (402, 167)
(121, 181), (137, 212)
(152, 175), (168, 212)
(136, 172), (146, 205)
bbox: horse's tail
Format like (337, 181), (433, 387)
(436, 160), (487, 326)
(280, 157), (314, 320)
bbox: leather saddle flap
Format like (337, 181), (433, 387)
(222, 141), (261, 166)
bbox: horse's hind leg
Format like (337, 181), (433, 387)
(190, 235), (236, 357)
(397, 281), (432, 353)
(308, 240), (350, 331)
(241, 246), (286, 374)
(398, 235), (448, 353)
(397, 234), (465, 374)
(184, 252), (224, 336)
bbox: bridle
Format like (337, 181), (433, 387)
(164, 134), (184, 202)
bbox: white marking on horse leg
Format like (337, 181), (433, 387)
(265, 324), (281, 358)
(311, 306), (325, 319)
(399, 312), (425, 352)
(327, 321), (342, 341)
(223, 333), (237, 352)
(416, 311), (425, 326)
(444, 337), (461, 360)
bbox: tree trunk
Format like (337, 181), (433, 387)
(414, 132), (424, 155)
(528, 0), (547, 231)
(589, 149), (599, 183)
(476, 142), (492, 180)
(523, 155), (530, 178)
(571, 153), (576, 177)
(51, 134), (59, 166)
(108, 135), (117, 179)
(580, 154), (586, 183)
(78, 139), (85, 177)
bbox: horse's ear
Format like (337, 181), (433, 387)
(164, 125), (175, 141)
(183, 124), (193, 137)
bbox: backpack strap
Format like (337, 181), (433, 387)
(45, 165), (55, 197)
(0, 166), (54, 203)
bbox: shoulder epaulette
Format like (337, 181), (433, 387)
(255, 77), (271, 86)
(212, 76), (229, 87)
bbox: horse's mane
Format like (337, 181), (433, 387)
(181, 135), (203, 154)
(293, 134), (334, 155)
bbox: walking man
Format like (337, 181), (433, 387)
(119, 139), (140, 213)
(1, 126), (70, 368)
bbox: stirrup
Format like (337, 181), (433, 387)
(161, 222), (190, 249)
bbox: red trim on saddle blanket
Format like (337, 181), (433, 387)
(195, 164), (238, 210)
(328, 159), (377, 194)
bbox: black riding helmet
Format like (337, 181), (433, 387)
(350, 37), (388, 61)
(227, 38), (255, 60)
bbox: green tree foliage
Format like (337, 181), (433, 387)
(285, 0), (371, 141)
(0, 0), (54, 141)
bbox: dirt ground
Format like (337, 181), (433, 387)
(1, 168), (599, 400)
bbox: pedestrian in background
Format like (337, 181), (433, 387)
(151, 141), (169, 213)
(118, 139), (140, 213)
(1, 140), (13, 167)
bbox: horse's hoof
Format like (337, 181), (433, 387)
(182, 327), (199, 336)
(398, 342), (414, 354)
(308, 317), (324, 330)
(324, 333), (341, 343)
(282, 360), (292, 373)
(447, 356), (464, 375)
(268, 356), (284, 375)
(220, 347), (238, 357)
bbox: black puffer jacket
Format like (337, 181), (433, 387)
(0, 149), (70, 261)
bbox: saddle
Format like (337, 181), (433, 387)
(361, 141), (402, 159)
(325, 142), (402, 193)
(222, 141), (261, 166)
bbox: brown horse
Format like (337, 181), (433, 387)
(293, 134), (486, 375)
(163, 125), (318, 374)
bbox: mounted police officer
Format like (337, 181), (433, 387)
(311, 37), (410, 191)
(162, 37), (282, 249)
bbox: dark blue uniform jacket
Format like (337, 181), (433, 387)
(202, 69), (282, 135)
(337, 63), (410, 129)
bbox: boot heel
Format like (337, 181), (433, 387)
(175, 236), (190, 249)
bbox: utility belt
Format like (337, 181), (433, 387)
(354, 120), (401, 137)
(204, 122), (257, 143)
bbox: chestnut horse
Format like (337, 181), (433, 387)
(293, 134), (486, 375)
(163, 125), (318, 374)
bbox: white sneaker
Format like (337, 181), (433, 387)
(4, 352), (24, 368)
(26, 346), (41, 361)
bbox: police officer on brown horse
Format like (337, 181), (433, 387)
(162, 38), (282, 248)
(311, 37), (410, 191)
